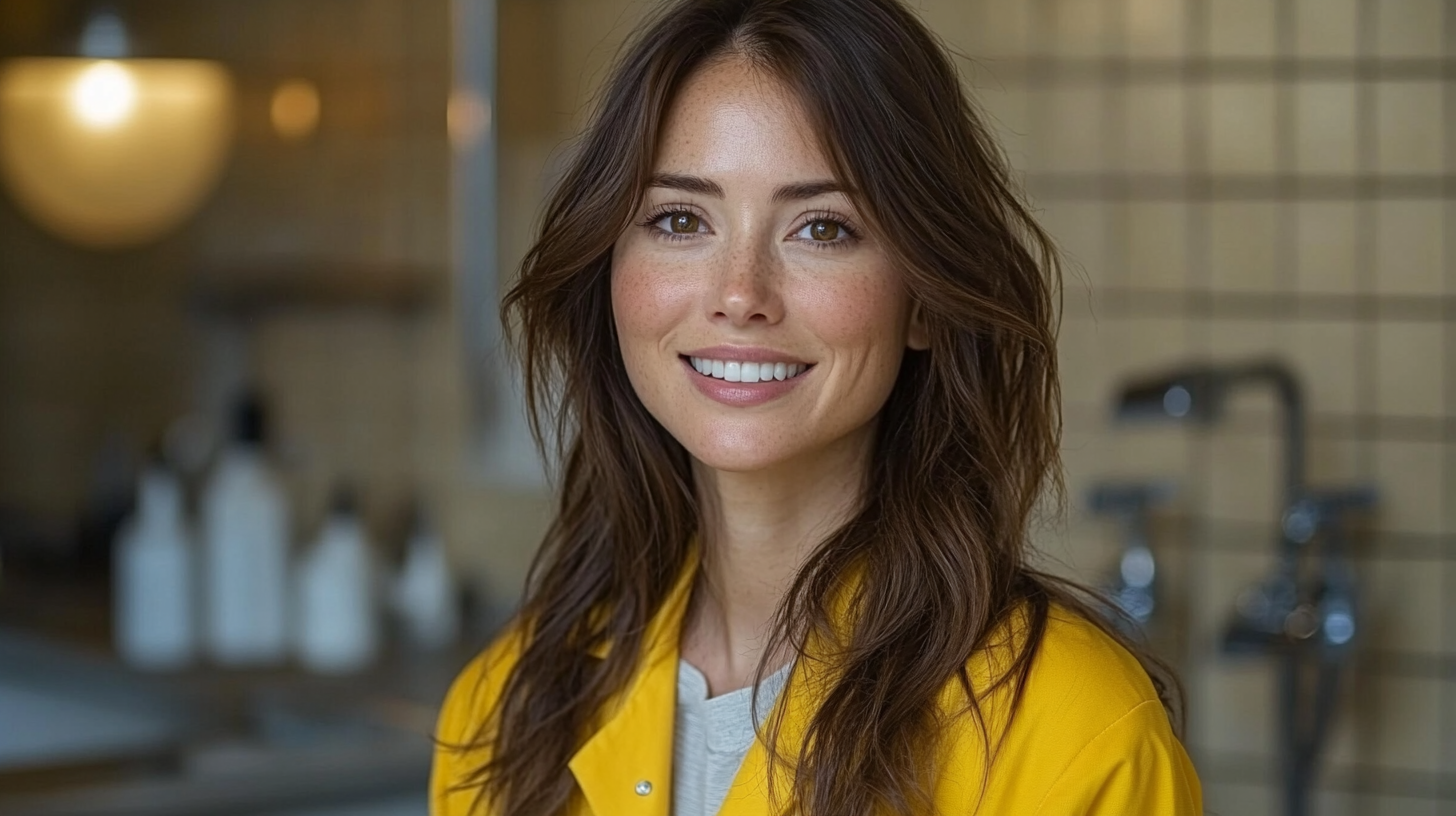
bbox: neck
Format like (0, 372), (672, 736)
(681, 426), (873, 696)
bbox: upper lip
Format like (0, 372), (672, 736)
(682, 345), (812, 365)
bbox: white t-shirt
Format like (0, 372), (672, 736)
(672, 658), (793, 816)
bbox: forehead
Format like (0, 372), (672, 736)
(653, 57), (832, 179)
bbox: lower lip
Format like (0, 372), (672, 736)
(682, 358), (810, 406)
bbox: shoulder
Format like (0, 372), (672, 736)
(431, 624), (527, 815)
(437, 623), (528, 743)
(1015, 605), (1163, 730)
(1010, 612), (1201, 813)
(935, 605), (1201, 814)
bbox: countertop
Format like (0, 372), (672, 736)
(0, 569), (489, 816)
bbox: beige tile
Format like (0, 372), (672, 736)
(1121, 0), (1185, 57)
(1289, 320), (1359, 415)
(1375, 322), (1445, 417)
(1208, 83), (1278, 174)
(1370, 676), (1445, 774)
(1376, 0), (1445, 57)
(1323, 666), (1371, 768)
(1295, 0), (1359, 57)
(1059, 316), (1109, 410)
(1307, 437), (1361, 484)
(1311, 790), (1359, 816)
(1103, 425), (1193, 478)
(1196, 655), (1278, 756)
(1030, 519), (1118, 583)
(1208, 317), (1280, 362)
(1105, 317), (1194, 386)
(1363, 558), (1445, 655)
(1296, 202), (1359, 294)
(1061, 316), (1192, 412)
(1376, 82), (1444, 175)
(1206, 432), (1282, 522)
(1296, 82), (1358, 174)
(1125, 201), (1188, 290)
(1059, 427), (1108, 498)
(1328, 672), (1446, 778)
(926, 0), (1030, 59)
(1447, 445), (1456, 538)
(974, 82), (1031, 170)
(1042, 201), (1111, 286)
(1029, 87), (1110, 173)
(1209, 202), (1279, 291)
(1208, 0), (1276, 57)
(1372, 795), (1447, 816)
(1446, 655), (1456, 762)
(1203, 782), (1278, 816)
(1375, 201), (1445, 296)
(1373, 440), (1445, 534)
(1122, 86), (1186, 174)
(1124, 0), (1186, 58)
(1047, 0), (1111, 58)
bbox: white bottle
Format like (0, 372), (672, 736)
(113, 466), (195, 671)
(390, 512), (459, 651)
(295, 490), (378, 674)
(201, 394), (290, 666)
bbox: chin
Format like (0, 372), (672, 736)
(673, 423), (804, 474)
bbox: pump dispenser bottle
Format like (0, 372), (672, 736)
(295, 487), (379, 674)
(113, 464), (195, 670)
(201, 392), (290, 666)
(391, 507), (459, 651)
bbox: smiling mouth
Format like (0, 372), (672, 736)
(683, 356), (813, 383)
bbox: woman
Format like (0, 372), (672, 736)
(433, 0), (1201, 814)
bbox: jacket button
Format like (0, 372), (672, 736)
(635, 780), (653, 796)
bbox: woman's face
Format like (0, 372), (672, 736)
(611, 57), (926, 475)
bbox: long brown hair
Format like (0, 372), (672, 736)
(473, 0), (1179, 814)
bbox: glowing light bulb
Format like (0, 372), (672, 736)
(71, 61), (135, 129)
(270, 79), (320, 140)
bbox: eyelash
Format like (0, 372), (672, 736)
(637, 204), (861, 249)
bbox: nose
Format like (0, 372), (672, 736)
(710, 239), (784, 327)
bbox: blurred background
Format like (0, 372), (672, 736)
(0, 1), (1449, 815)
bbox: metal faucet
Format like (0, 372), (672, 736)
(1113, 358), (1374, 816)
(1088, 481), (1177, 634)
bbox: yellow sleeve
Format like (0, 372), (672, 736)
(1032, 700), (1203, 816)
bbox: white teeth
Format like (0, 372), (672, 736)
(689, 357), (810, 383)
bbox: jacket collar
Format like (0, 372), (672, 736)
(567, 547), (852, 816)
(567, 550), (697, 816)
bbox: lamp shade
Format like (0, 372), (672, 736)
(0, 58), (234, 249)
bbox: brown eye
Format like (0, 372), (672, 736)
(810, 220), (840, 241)
(670, 213), (700, 233)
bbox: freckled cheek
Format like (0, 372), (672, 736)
(792, 273), (910, 366)
(610, 252), (701, 357)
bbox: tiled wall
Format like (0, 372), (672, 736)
(931, 0), (1454, 813)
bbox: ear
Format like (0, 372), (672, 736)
(906, 300), (930, 351)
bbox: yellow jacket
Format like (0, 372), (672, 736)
(432, 556), (1202, 816)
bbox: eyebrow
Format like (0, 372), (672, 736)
(648, 173), (850, 203)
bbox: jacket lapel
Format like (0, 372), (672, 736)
(568, 555), (697, 816)
(715, 632), (838, 816)
(568, 552), (855, 816)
